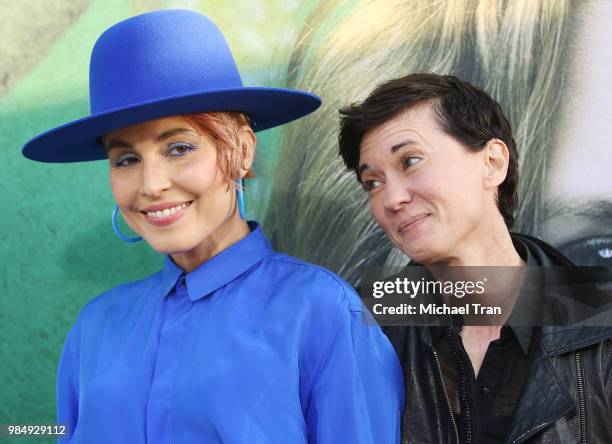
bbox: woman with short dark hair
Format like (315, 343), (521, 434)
(337, 72), (612, 443)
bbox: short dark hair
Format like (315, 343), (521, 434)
(338, 73), (519, 228)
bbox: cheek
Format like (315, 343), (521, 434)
(177, 163), (223, 196)
(419, 163), (481, 212)
(370, 196), (390, 230)
(175, 152), (224, 191)
(109, 173), (138, 207)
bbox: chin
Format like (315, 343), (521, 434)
(399, 238), (444, 265)
(144, 236), (198, 255)
(403, 249), (434, 265)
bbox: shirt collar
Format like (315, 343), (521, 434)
(425, 238), (537, 355)
(159, 221), (272, 301)
(429, 324), (533, 355)
(511, 325), (534, 355)
(160, 255), (184, 298)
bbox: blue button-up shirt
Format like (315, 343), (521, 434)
(57, 222), (403, 443)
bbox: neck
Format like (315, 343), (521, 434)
(431, 213), (525, 267)
(170, 214), (250, 272)
(426, 212), (527, 324)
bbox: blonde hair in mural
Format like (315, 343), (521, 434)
(266, 0), (570, 283)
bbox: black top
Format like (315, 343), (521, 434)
(380, 233), (612, 444)
(431, 323), (536, 444)
(428, 238), (538, 444)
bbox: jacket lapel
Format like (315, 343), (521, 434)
(506, 353), (574, 443)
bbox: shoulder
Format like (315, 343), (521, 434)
(76, 268), (164, 323)
(257, 252), (364, 313)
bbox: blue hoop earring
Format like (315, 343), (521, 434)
(112, 205), (143, 243)
(236, 177), (245, 220)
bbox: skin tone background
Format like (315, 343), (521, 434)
(266, 0), (612, 283)
(2, 0), (611, 438)
(542, 0), (612, 248)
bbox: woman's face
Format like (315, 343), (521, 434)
(105, 116), (241, 256)
(541, 0), (612, 265)
(358, 105), (496, 265)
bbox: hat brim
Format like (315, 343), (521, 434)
(22, 87), (321, 163)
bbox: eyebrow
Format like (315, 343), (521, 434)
(155, 128), (198, 143)
(104, 128), (199, 151)
(543, 199), (612, 222)
(358, 139), (419, 177)
(390, 139), (417, 153)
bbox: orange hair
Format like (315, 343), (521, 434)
(182, 112), (255, 183)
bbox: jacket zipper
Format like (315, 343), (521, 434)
(575, 351), (588, 444)
(511, 353), (589, 444)
(433, 349), (460, 443)
(511, 422), (549, 444)
(447, 328), (477, 444)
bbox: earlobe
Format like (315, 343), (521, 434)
(483, 139), (509, 188)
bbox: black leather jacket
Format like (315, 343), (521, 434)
(383, 234), (612, 443)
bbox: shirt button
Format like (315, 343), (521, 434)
(479, 386), (491, 397)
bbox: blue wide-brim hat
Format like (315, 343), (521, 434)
(22, 9), (321, 163)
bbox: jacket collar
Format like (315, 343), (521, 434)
(510, 233), (612, 355)
(415, 234), (612, 354)
(159, 221), (272, 301)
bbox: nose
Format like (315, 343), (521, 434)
(140, 158), (171, 198)
(383, 175), (412, 213)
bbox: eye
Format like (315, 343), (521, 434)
(362, 179), (383, 193)
(167, 142), (196, 157)
(559, 234), (612, 266)
(402, 156), (421, 169)
(112, 154), (139, 168)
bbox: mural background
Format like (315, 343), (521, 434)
(1, 0), (611, 441)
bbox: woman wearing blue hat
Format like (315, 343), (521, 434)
(22, 9), (403, 444)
